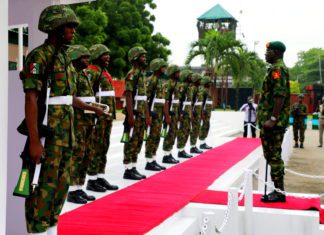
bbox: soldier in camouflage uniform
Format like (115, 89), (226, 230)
(257, 41), (290, 203)
(21, 5), (104, 234)
(177, 69), (194, 159)
(144, 58), (169, 171)
(162, 64), (181, 164)
(85, 44), (119, 192)
(189, 73), (204, 154)
(123, 46), (151, 180)
(291, 94), (308, 148)
(66, 45), (96, 204)
(199, 76), (213, 149)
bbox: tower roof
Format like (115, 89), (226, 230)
(198, 4), (237, 22)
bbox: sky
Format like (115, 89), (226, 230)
(152, 0), (324, 68)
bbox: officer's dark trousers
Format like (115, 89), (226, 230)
(243, 121), (256, 138)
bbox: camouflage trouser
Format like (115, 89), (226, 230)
(145, 114), (163, 158)
(260, 128), (285, 183)
(199, 113), (211, 141)
(190, 110), (202, 146)
(293, 120), (306, 143)
(177, 113), (191, 149)
(123, 117), (145, 164)
(163, 112), (179, 152)
(70, 124), (93, 186)
(87, 118), (113, 175)
(25, 144), (72, 233)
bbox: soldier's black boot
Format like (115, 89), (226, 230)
(200, 143), (212, 150)
(261, 181), (286, 203)
(294, 142), (299, 148)
(145, 161), (162, 171)
(97, 178), (119, 190)
(67, 190), (87, 204)
(153, 160), (166, 170)
(300, 143), (304, 148)
(163, 154), (180, 164)
(77, 189), (96, 201)
(190, 146), (203, 154)
(178, 150), (193, 158)
(86, 179), (107, 192)
(123, 168), (143, 180)
(132, 167), (146, 179)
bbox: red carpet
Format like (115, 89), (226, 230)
(192, 190), (322, 223)
(59, 138), (261, 235)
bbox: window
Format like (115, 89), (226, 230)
(8, 25), (28, 71)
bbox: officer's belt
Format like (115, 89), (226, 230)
(134, 95), (147, 101)
(153, 98), (165, 104)
(195, 101), (203, 106)
(96, 90), (115, 97)
(48, 95), (73, 105)
(183, 101), (192, 105)
(172, 99), (179, 104)
(77, 96), (96, 103)
(206, 100), (213, 105)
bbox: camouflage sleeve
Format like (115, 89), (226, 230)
(187, 85), (194, 101)
(20, 49), (46, 92)
(197, 86), (205, 102)
(125, 72), (134, 92)
(164, 80), (171, 100)
(271, 67), (288, 97)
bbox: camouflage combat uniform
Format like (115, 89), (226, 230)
(199, 78), (213, 142)
(291, 102), (308, 144)
(257, 59), (290, 185)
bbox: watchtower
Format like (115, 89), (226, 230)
(197, 4), (237, 39)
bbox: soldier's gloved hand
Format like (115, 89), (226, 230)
(128, 115), (135, 128)
(165, 115), (171, 125)
(264, 119), (276, 129)
(29, 141), (44, 164)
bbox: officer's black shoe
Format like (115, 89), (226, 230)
(300, 143), (304, 148)
(86, 179), (107, 192)
(145, 161), (162, 171)
(178, 150), (193, 158)
(200, 143), (212, 150)
(294, 142), (299, 148)
(261, 190), (286, 203)
(97, 178), (119, 190)
(67, 191), (88, 204)
(123, 169), (143, 180)
(77, 189), (96, 201)
(132, 167), (147, 179)
(190, 146), (203, 154)
(163, 154), (180, 164)
(153, 160), (166, 170)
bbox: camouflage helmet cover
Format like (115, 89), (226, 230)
(128, 46), (147, 62)
(167, 64), (180, 76)
(150, 58), (167, 71)
(191, 73), (202, 83)
(179, 69), (193, 82)
(67, 45), (90, 61)
(38, 5), (79, 33)
(89, 44), (111, 61)
(200, 76), (211, 85)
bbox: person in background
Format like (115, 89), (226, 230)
(291, 94), (308, 148)
(239, 96), (258, 138)
(318, 96), (324, 147)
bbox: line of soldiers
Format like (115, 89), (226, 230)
(19, 5), (213, 235)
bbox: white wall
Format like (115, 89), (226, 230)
(0, 1), (9, 235)
(212, 111), (245, 132)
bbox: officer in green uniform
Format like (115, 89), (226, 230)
(291, 94), (308, 148)
(21, 5), (105, 234)
(123, 46), (151, 180)
(199, 76), (213, 149)
(177, 69), (194, 158)
(162, 64), (181, 164)
(190, 73), (204, 154)
(257, 41), (290, 203)
(145, 58), (169, 171)
(85, 44), (119, 192)
(66, 45), (97, 204)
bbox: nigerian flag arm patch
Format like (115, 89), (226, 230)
(30, 63), (40, 74)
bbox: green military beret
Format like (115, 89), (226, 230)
(266, 41), (286, 53)
(298, 94), (304, 98)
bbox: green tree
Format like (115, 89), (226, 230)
(73, 0), (171, 78)
(290, 80), (300, 94)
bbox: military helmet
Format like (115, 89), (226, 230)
(167, 64), (180, 76)
(150, 58), (167, 72)
(191, 73), (202, 83)
(67, 45), (90, 61)
(298, 94), (304, 98)
(89, 44), (111, 61)
(200, 76), (211, 85)
(179, 69), (193, 82)
(38, 5), (79, 33)
(128, 46), (147, 62)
